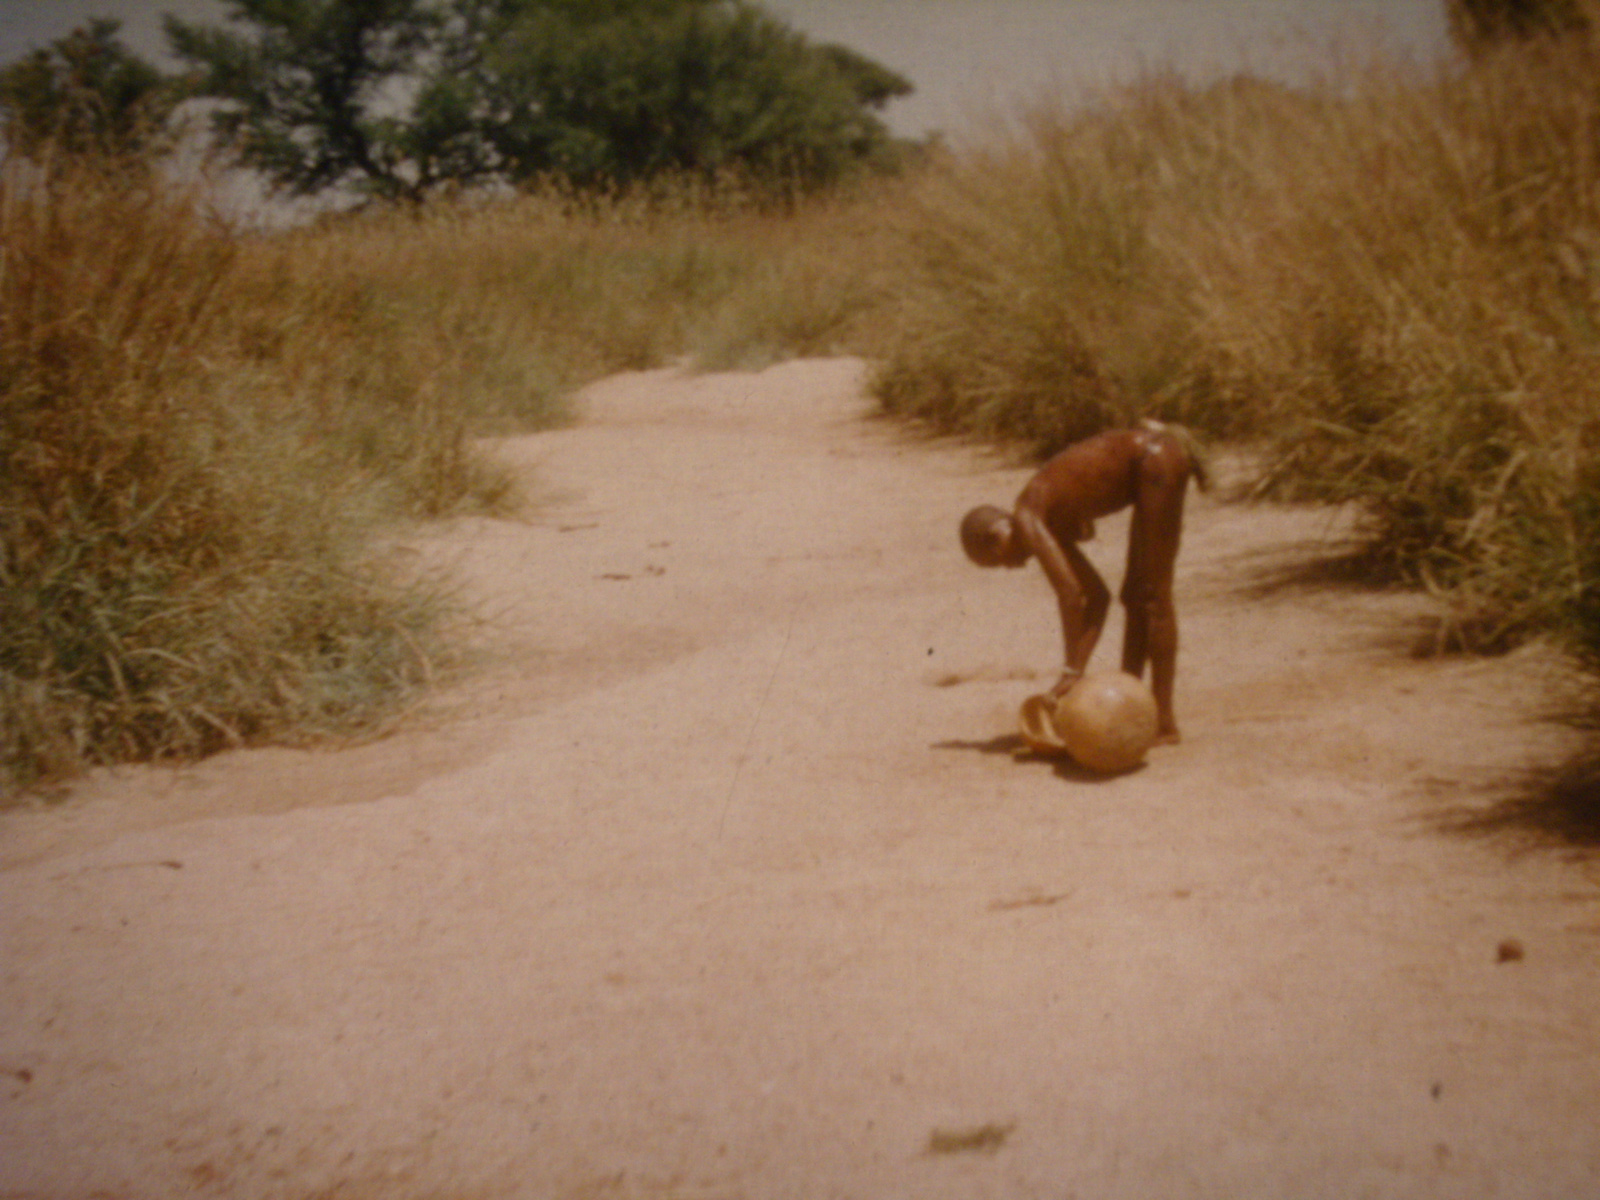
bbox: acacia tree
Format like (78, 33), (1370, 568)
(164, 0), (912, 202)
(164, 0), (460, 202)
(471, 0), (911, 188)
(0, 19), (185, 159)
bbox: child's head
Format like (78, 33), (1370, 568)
(960, 505), (1027, 567)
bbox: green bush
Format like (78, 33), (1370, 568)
(165, 0), (913, 202)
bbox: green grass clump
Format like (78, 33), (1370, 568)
(0, 162), (453, 794)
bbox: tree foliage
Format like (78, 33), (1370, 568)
(474, 1), (909, 188)
(164, 0), (913, 202)
(0, 19), (185, 159)
(164, 0), (452, 201)
(1446, 0), (1593, 51)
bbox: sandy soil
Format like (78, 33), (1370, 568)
(3, 358), (1599, 1200)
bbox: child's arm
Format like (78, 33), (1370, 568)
(1017, 508), (1094, 694)
(1014, 506), (1096, 692)
(1014, 505), (1076, 610)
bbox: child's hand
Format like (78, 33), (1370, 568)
(1048, 670), (1081, 700)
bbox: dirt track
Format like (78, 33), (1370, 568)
(3, 358), (1599, 1199)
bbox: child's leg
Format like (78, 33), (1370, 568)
(1121, 449), (1189, 738)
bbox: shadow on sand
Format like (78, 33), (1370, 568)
(931, 734), (1146, 784)
(1226, 540), (1536, 659)
(1231, 534), (1600, 852)
(1439, 748), (1600, 851)
(1226, 541), (1387, 602)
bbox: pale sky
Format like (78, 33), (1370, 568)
(768, 0), (1451, 137)
(0, 0), (1452, 140)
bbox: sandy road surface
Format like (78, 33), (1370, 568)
(3, 358), (1600, 1199)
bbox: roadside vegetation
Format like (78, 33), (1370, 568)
(285, 176), (892, 430)
(0, 161), (455, 789)
(4, 0), (1598, 791)
(0, 2), (897, 794)
(869, 12), (1600, 662)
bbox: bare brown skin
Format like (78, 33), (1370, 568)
(960, 425), (1197, 742)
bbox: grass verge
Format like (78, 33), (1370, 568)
(0, 161), (454, 794)
(864, 33), (1600, 658)
(0, 162), (889, 794)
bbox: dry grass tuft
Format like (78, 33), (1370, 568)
(0, 161), (454, 793)
(865, 73), (1301, 454)
(863, 33), (1600, 658)
(283, 176), (890, 427)
(0, 163), (888, 793)
(1183, 33), (1600, 653)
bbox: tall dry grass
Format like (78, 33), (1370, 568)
(1182, 33), (1600, 652)
(280, 177), (890, 427)
(867, 34), (1600, 658)
(0, 161), (461, 793)
(867, 72), (1305, 452)
(0, 160), (889, 792)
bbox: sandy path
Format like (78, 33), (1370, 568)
(3, 358), (1599, 1199)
